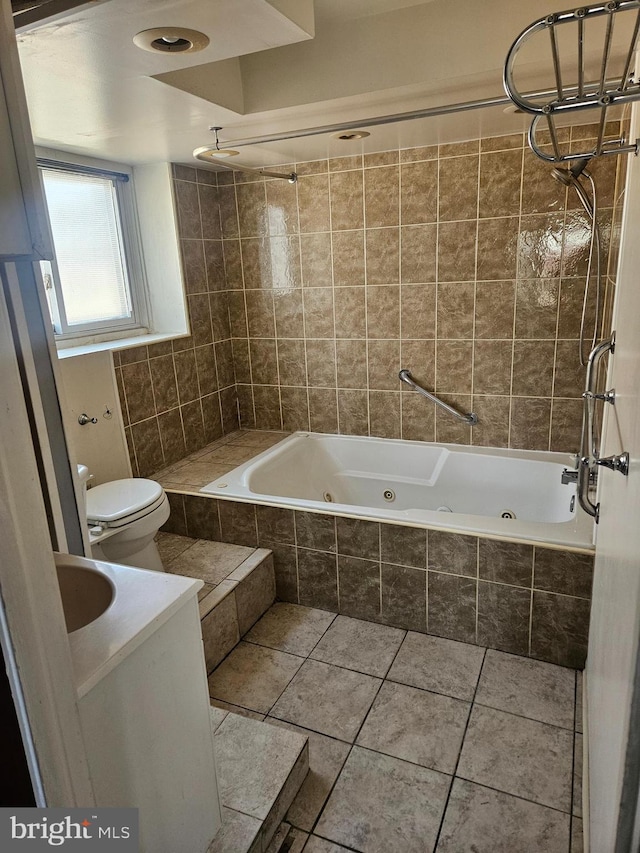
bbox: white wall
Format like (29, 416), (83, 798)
(57, 351), (131, 485)
(586, 100), (640, 851)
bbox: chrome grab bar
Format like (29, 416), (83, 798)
(399, 369), (478, 425)
(577, 332), (630, 521)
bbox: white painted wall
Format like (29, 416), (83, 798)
(586, 100), (640, 851)
(57, 351), (131, 485)
(133, 162), (188, 339)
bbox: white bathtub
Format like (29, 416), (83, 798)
(201, 432), (594, 551)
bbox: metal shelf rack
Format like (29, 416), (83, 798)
(504, 0), (640, 163)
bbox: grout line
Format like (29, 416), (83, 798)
(309, 832), (361, 853)
(327, 172), (339, 435)
(446, 775), (576, 818)
(474, 538), (480, 642)
(432, 646), (487, 850)
(425, 531), (430, 633)
(528, 549), (536, 656)
(568, 668), (578, 847)
(213, 599), (579, 845)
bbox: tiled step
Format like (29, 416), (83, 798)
(209, 709), (309, 853)
(158, 533), (276, 671)
(198, 549), (275, 671)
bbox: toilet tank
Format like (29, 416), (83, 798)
(76, 463), (90, 510)
(75, 464), (92, 554)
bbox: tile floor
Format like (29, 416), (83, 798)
(208, 602), (584, 853)
(157, 531), (257, 605)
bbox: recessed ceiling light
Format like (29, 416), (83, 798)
(193, 146), (240, 162)
(333, 130), (371, 140)
(133, 27), (210, 54)
(503, 104), (525, 115)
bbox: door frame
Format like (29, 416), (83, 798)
(0, 0), (94, 806)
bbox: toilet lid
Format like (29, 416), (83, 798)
(86, 478), (164, 525)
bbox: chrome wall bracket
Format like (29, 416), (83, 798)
(597, 451), (630, 475)
(583, 388), (617, 403)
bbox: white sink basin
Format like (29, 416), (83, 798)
(56, 555), (115, 632)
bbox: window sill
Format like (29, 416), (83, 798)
(56, 331), (189, 360)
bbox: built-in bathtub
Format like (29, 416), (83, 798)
(161, 431), (595, 668)
(201, 432), (593, 551)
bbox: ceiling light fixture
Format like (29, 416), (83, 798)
(193, 146), (240, 161)
(133, 27), (210, 54)
(502, 104), (525, 115)
(194, 129), (297, 183)
(333, 130), (371, 140)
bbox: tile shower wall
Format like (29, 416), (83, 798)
(222, 123), (622, 451)
(163, 494), (593, 669)
(115, 165), (238, 477)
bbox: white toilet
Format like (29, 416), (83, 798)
(77, 465), (170, 572)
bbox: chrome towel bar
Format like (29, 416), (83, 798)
(399, 369), (478, 425)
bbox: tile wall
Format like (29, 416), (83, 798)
(115, 165), (238, 477)
(117, 123), (624, 476)
(163, 494), (593, 669)
(220, 122), (622, 451)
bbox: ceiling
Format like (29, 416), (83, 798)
(13, 0), (638, 170)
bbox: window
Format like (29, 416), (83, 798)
(38, 159), (148, 340)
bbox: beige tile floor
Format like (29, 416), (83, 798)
(154, 430), (289, 491)
(208, 603), (584, 853)
(157, 531), (256, 604)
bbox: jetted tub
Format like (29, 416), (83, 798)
(201, 432), (594, 550)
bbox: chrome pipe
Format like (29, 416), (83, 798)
(620, 9), (640, 89)
(528, 114), (638, 162)
(217, 163), (298, 183)
(398, 369), (478, 425)
(504, 0), (640, 115)
(578, 14), (585, 98)
(211, 80), (626, 151)
(577, 333), (616, 520)
(599, 7), (615, 96)
(595, 101), (608, 155)
(578, 457), (599, 520)
(549, 20), (564, 101)
(547, 113), (562, 160)
(585, 335), (614, 459)
(578, 172), (602, 366)
(193, 148), (297, 182)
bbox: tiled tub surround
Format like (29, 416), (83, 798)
(114, 165), (239, 478)
(114, 124), (624, 479)
(216, 123), (623, 452)
(162, 492), (593, 670)
(208, 602), (584, 852)
(200, 431), (593, 549)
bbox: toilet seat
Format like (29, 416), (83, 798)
(86, 478), (165, 529)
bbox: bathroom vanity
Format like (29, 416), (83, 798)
(56, 553), (221, 852)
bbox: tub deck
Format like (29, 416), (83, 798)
(154, 429), (594, 553)
(154, 429), (289, 493)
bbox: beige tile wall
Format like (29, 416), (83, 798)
(220, 123), (623, 451)
(117, 125), (624, 469)
(116, 165), (238, 477)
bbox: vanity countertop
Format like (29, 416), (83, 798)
(55, 553), (202, 698)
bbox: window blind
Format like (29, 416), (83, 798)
(41, 169), (132, 326)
